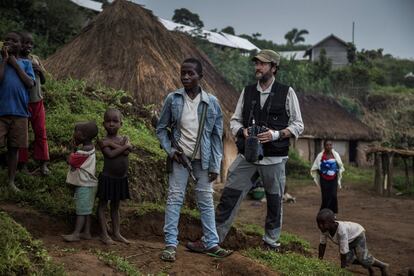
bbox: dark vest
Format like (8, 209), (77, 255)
(238, 81), (290, 157)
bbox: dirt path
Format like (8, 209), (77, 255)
(234, 181), (414, 276)
(0, 203), (277, 276)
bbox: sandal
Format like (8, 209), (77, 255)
(205, 245), (233, 258)
(160, 246), (176, 262)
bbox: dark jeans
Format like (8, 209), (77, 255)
(320, 175), (338, 214)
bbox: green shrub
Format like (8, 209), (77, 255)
(287, 149), (311, 179)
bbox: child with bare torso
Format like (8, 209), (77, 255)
(97, 108), (131, 244)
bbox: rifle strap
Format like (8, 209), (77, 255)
(191, 95), (208, 161)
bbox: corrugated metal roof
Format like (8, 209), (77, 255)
(220, 33), (260, 51)
(159, 18), (259, 51)
(70, 0), (260, 52)
(70, 0), (102, 12)
(278, 50), (307, 60)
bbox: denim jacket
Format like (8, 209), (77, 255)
(156, 88), (223, 174)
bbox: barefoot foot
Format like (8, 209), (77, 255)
(100, 235), (114, 245)
(113, 234), (130, 244)
(62, 234), (80, 242)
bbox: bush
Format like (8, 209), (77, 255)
(286, 149), (310, 179)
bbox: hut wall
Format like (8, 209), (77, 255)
(294, 138), (312, 162)
(332, 140), (349, 163)
(357, 141), (374, 167)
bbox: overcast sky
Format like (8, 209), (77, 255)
(132, 0), (414, 59)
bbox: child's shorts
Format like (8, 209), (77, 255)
(0, 116), (28, 148)
(346, 232), (374, 268)
(74, 186), (97, 215)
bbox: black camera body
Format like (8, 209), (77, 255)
(244, 120), (268, 163)
(247, 125), (269, 136)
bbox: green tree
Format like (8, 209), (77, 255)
(346, 42), (357, 64)
(221, 26), (235, 35)
(284, 28), (309, 45)
(172, 8), (204, 28)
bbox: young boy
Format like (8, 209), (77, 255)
(63, 121), (99, 242)
(317, 208), (389, 276)
(18, 32), (50, 175)
(0, 31), (35, 192)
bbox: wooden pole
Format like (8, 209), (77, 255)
(382, 152), (388, 196)
(387, 153), (394, 197)
(403, 157), (410, 190)
(374, 153), (383, 195)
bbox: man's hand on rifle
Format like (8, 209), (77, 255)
(208, 172), (218, 183)
(172, 151), (183, 164)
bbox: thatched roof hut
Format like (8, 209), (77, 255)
(45, 0), (239, 133)
(298, 94), (377, 141)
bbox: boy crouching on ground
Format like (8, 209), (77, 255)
(317, 208), (389, 276)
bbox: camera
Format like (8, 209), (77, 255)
(247, 125), (269, 136)
(244, 120), (267, 163)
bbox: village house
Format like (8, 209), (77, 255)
(304, 34), (350, 69)
(292, 94), (378, 167)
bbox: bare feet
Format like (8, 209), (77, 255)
(100, 235), (115, 245)
(40, 163), (50, 176)
(9, 183), (21, 193)
(62, 234), (80, 242)
(79, 233), (92, 240)
(113, 234), (130, 244)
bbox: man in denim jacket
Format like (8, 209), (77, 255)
(156, 58), (231, 262)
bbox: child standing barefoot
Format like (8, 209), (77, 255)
(97, 108), (131, 245)
(63, 121), (99, 242)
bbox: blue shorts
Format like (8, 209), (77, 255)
(74, 186), (97, 215)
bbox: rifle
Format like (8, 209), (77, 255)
(167, 128), (197, 182)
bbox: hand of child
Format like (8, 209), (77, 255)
(125, 138), (132, 150)
(32, 63), (42, 73)
(8, 55), (19, 69)
(1, 46), (8, 60)
(208, 172), (218, 183)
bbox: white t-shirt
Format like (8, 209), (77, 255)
(177, 92), (201, 159)
(320, 221), (365, 254)
(66, 148), (98, 187)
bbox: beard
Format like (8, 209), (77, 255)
(256, 71), (273, 83)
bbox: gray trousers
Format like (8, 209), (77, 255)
(216, 155), (287, 246)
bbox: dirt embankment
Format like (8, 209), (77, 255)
(0, 203), (278, 276)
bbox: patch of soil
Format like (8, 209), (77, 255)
(0, 203), (278, 276)
(233, 182), (414, 276)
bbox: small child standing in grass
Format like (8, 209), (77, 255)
(63, 121), (99, 242)
(317, 208), (389, 276)
(97, 108), (131, 245)
(0, 31), (35, 192)
(18, 32), (50, 175)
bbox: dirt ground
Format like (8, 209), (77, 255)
(1, 180), (413, 275)
(234, 181), (414, 276)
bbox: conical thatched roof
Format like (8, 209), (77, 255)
(45, 0), (238, 131)
(299, 94), (378, 141)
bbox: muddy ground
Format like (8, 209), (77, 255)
(1, 180), (413, 275)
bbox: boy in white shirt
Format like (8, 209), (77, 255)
(317, 208), (389, 276)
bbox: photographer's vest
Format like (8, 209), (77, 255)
(241, 82), (290, 157)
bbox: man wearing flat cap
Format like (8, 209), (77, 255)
(214, 49), (304, 250)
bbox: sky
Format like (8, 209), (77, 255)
(131, 0), (414, 59)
